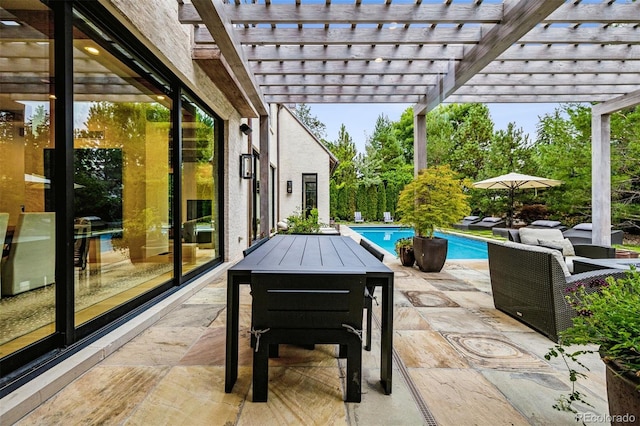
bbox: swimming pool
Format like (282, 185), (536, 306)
(351, 226), (488, 260)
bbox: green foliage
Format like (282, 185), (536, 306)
(377, 182), (387, 221)
(533, 104), (593, 222)
(426, 104), (493, 179)
(325, 124), (357, 186)
(545, 269), (640, 413)
(368, 114), (405, 173)
(282, 208), (320, 234)
(471, 123), (537, 217)
(394, 237), (413, 255)
(393, 107), (415, 163)
(396, 165), (471, 238)
(292, 103), (327, 141)
(561, 270), (640, 372)
(329, 180), (338, 218)
(517, 204), (549, 223)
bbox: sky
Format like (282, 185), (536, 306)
(309, 103), (562, 154)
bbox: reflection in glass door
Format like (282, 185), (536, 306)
(0, 1), (56, 357)
(302, 174), (317, 218)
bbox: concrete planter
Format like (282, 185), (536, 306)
(604, 358), (639, 426)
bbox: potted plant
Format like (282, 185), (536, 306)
(545, 269), (639, 424)
(394, 237), (415, 267)
(396, 165), (470, 272)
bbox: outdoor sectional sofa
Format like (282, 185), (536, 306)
(487, 240), (626, 342)
(506, 227), (615, 273)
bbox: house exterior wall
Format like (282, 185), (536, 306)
(276, 107), (333, 225)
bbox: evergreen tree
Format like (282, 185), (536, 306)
(291, 103), (327, 141)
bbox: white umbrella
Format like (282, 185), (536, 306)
(473, 172), (562, 227)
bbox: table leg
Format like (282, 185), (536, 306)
(380, 276), (393, 394)
(225, 273), (240, 393)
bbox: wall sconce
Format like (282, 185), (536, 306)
(239, 123), (252, 135)
(240, 154), (253, 179)
(286, 180), (292, 193)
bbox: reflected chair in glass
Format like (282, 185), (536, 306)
(74, 218), (91, 270)
(0, 212), (9, 296)
(1, 212), (56, 296)
(249, 272), (366, 402)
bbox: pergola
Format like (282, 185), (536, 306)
(177, 0), (640, 244)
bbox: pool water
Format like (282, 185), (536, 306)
(352, 226), (488, 260)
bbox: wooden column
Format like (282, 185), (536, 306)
(413, 112), (427, 176)
(591, 113), (611, 246)
(259, 115), (270, 238)
(591, 89), (640, 246)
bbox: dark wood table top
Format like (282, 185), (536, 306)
(228, 234), (393, 276)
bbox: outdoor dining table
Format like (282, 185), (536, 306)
(225, 234), (394, 395)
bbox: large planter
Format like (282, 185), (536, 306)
(604, 358), (640, 425)
(413, 236), (448, 272)
(398, 247), (415, 267)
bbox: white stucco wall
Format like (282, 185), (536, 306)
(105, 0), (250, 262)
(276, 107), (334, 225)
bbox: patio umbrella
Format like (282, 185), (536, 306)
(472, 172), (562, 227)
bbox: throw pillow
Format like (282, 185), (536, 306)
(519, 228), (564, 245)
(572, 223), (592, 231)
(538, 238), (575, 257)
(484, 217), (503, 223)
(530, 220), (562, 228)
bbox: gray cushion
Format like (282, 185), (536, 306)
(519, 228), (565, 246)
(483, 217), (503, 223)
(464, 216), (480, 221)
(572, 223), (592, 231)
(530, 220), (562, 228)
(538, 238), (576, 257)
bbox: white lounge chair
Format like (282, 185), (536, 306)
(383, 212), (393, 223)
(354, 212), (364, 223)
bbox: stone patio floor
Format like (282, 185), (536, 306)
(3, 233), (612, 425)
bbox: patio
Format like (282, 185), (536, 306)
(5, 229), (610, 425)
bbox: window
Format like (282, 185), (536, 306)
(302, 174), (317, 218)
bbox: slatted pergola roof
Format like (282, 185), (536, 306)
(179, 0), (640, 117)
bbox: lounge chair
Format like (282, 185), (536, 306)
(563, 223), (624, 245)
(2, 212), (56, 296)
(383, 212), (394, 223)
(525, 220), (568, 232)
(452, 215), (481, 230)
(354, 211), (364, 223)
(468, 216), (505, 230)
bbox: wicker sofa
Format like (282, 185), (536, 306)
(506, 227), (615, 273)
(487, 241), (626, 342)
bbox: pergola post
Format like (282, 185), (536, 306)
(414, 112), (427, 176)
(259, 114), (270, 238)
(591, 113), (611, 246)
(591, 89), (640, 246)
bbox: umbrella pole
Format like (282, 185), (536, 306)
(509, 188), (514, 228)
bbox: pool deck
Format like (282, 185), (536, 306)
(4, 227), (609, 425)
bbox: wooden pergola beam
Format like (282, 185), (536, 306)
(191, 0), (268, 116)
(416, 0), (564, 115)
